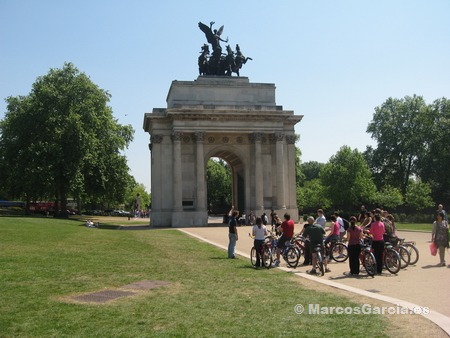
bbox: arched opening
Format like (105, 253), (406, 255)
(206, 150), (246, 217)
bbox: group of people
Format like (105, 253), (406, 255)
(227, 204), (449, 273)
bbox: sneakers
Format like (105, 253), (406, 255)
(273, 259), (280, 267)
(325, 268), (331, 273)
(439, 261), (446, 267)
(308, 269), (317, 275)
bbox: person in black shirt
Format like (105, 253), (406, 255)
(228, 210), (239, 258)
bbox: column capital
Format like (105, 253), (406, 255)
(193, 132), (205, 142)
(151, 134), (163, 144)
(270, 132), (284, 143)
(285, 134), (298, 144)
(171, 131), (183, 142)
(248, 132), (263, 143)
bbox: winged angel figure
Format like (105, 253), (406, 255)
(198, 21), (228, 53)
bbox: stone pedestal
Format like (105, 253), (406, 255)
(143, 76), (303, 227)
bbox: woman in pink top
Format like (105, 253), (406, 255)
(346, 216), (363, 275)
(369, 214), (385, 274)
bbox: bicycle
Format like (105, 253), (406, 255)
(398, 238), (419, 265)
(249, 234), (272, 269)
(383, 242), (401, 274)
(388, 237), (411, 269)
(311, 243), (325, 276)
(269, 233), (300, 268)
(292, 234), (306, 262)
(359, 238), (376, 277)
(325, 239), (349, 263)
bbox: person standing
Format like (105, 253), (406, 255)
(252, 217), (268, 268)
(299, 216), (313, 265)
(436, 204), (448, 222)
(303, 216), (329, 274)
(346, 216), (363, 275)
(368, 214), (385, 275)
(334, 212), (346, 241)
(274, 213), (295, 266)
(228, 210), (239, 258)
(270, 209), (277, 229)
(358, 205), (367, 224)
(249, 210), (256, 226)
(315, 209), (327, 229)
(432, 212), (449, 266)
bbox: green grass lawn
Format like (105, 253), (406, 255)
(396, 223), (433, 232)
(0, 217), (393, 337)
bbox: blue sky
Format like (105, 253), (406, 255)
(1, 1), (449, 192)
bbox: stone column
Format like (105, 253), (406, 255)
(193, 132), (206, 211)
(171, 131), (183, 212)
(285, 134), (297, 210)
(272, 132), (286, 210)
(149, 134), (163, 210)
(250, 133), (264, 211)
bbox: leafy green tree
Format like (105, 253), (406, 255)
(416, 98), (450, 205)
(126, 183), (151, 211)
(206, 158), (232, 211)
(0, 63), (134, 215)
(320, 146), (376, 209)
(366, 95), (428, 196)
(373, 185), (403, 209)
(297, 179), (331, 212)
(298, 161), (325, 186)
(404, 179), (434, 210)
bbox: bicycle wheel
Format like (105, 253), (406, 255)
(285, 247), (300, 268)
(384, 249), (401, 274)
(250, 247), (257, 266)
(263, 247), (272, 269)
(403, 243), (419, 265)
(363, 252), (377, 277)
(398, 245), (411, 269)
(316, 251), (325, 276)
(331, 242), (349, 262)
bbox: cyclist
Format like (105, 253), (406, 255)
(252, 217), (268, 268)
(303, 216), (329, 274)
(274, 213), (295, 267)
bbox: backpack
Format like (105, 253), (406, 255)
(342, 218), (350, 231)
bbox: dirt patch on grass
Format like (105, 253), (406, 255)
(61, 280), (172, 304)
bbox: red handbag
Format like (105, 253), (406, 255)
(429, 242), (437, 256)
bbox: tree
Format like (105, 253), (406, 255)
(416, 98), (450, 205)
(404, 179), (434, 211)
(206, 158), (232, 211)
(0, 63), (134, 215)
(373, 185), (403, 210)
(320, 146), (376, 209)
(297, 179), (331, 212)
(298, 161), (325, 186)
(366, 95), (428, 196)
(126, 182), (151, 211)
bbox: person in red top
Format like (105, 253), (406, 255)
(274, 213), (295, 266)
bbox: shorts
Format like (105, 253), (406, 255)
(276, 236), (292, 250)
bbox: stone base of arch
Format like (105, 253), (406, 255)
(143, 76), (303, 227)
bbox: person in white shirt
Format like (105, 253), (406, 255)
(252, 217), (268, 268)
(334, 212), (346, 241)
(315, 209), (327, 229)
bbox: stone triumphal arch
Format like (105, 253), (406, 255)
(143, 76), (303, 227)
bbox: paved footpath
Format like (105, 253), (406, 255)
(180, 219), (450, 335)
